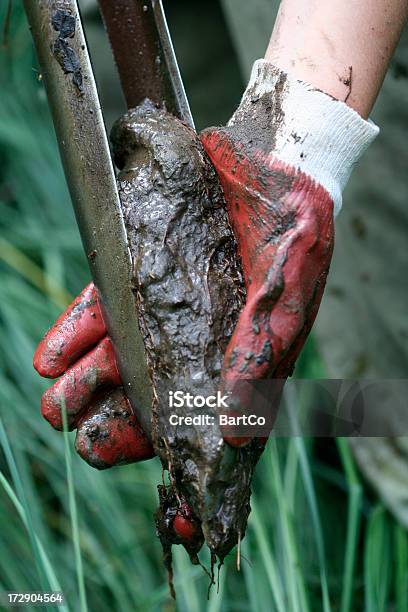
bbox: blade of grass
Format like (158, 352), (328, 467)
(251, 495), (286, 612)
(0, 471), (68, 611)
(283, 439), (299, 510)
(269, 440), (310, 612)
(61, 401), (88, 612)
(0, 418), (60, 609)
(173, 545), (202, 612)
(284, 384), (332, 612)
(0, 237), (72, 308)
(241, 536), (265, 612)
(394, 523), (408, 612)
(364, 506), (391, 612)
(336, 438), (362, 612)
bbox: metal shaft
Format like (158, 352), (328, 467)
(24, 0), (153, 437)
(98, 0), (194, 127)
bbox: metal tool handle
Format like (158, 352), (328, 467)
(24, 0), (153, 438)
(97, 0), (194, 128)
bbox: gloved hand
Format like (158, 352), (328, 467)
(34, 283), (199, 542)
(201, 60), (378, 385)
(34, 282), (155, 467)
(35, 60), (379, 460)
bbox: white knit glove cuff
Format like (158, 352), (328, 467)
(229, 59), (379, 216)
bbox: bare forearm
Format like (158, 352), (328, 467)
(265, 0), (408, 118)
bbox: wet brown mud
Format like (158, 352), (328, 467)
(111, 100), (265, 572)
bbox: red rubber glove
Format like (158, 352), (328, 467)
(198, 137), (334, 383)
(34, 283), (155, 468)
(199, 60), (378, 447)
(199, 60), (377, 390)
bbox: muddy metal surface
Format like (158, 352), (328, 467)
(111, 101), (265, 565)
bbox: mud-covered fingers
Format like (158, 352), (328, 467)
(274, 266), (329, 379)
(34, 282), (106, 378)
(75, 388), (154, 469)
(221, 287), (304, 382)
(41, 336), (121, 430)
(217, 274), (299, 448)
(229, 275), (330, 446)
(219, 257), (328, 448)
(221, 259), (331, 448)
(220, 272), (327, 447)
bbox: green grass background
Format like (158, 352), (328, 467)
(0, 3), (407, 611)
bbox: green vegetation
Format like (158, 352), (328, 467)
(1, 4), (407, 611)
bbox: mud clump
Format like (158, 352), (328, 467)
(51, 8), (83, 93)
(155, 485), (204, 598)
(111, 100), (265, 581)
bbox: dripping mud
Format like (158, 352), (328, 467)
(111, 100), (265, 595)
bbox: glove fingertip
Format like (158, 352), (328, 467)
(33, 282), (107, 379)
(75, 389), (154, 469)
(41, 387), (68, 431)
(33, 340), (65, 378)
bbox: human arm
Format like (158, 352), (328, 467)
(266, 0), (408, 118)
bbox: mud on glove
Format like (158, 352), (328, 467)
(201, 59), (378, 394)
